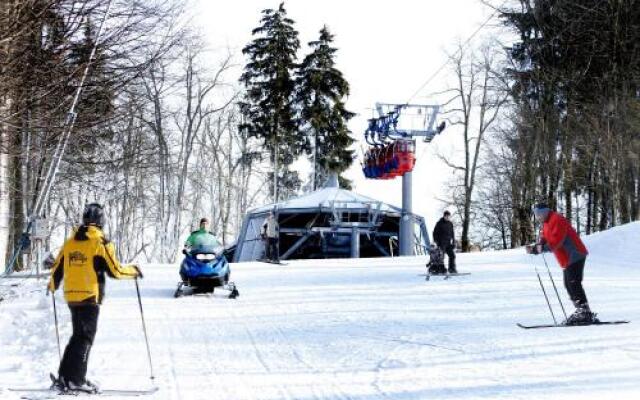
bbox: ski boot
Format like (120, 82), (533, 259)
(67, 378), (100, 394)
(563, 304), (599, 326)
(428, 263), (446, 275)
(51, 374), (99, 394)
(448, 266), (458, 274)
(49, 374), (66, 393)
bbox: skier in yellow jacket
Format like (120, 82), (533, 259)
(48, 203), (142, 393)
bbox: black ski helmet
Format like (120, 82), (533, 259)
(82, 203), (105, 228)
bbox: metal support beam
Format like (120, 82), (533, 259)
(399, 171), (414, 256)
(350, 226), (360, 258)
(280, 233), (313, 260)
(373, 239), (391, 257)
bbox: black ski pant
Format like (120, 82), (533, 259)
(563, 258), (588, 308)
(265, 238), (279, 261)
(439, 244), (456, 270)
(59, 304), (99, 384)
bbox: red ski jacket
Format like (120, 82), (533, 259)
(541, 211), (588, 268)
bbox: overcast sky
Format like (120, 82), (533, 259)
(193, 0), (504, 228)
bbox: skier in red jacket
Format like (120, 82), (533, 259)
(526, 203), (597, 325)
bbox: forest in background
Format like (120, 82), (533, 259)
(1, 0), (638, 268)
(470, 0), (640, 250)
(0, 1), (355, 266)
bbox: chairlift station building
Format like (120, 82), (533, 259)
(232, 176), (431, 262)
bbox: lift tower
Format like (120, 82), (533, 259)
(362, 103), (445, 256)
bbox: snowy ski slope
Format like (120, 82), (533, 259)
(1, 222), (639, 399)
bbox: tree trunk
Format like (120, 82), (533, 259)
(7, 129), (25, 271)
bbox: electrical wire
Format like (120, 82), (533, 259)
(405, 1), (508, 104)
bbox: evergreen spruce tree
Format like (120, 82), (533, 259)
(240, 2), (303, 202)
(297, 26), (355, 190)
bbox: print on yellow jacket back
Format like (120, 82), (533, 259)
(48, 225), (138, 304)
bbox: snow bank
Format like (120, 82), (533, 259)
(582, 221), (640, 268)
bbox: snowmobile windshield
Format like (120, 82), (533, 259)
(189, 233), (222, 255)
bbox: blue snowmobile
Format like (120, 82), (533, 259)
(174, 234), (239, 298)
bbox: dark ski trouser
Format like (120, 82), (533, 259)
(266, 238), (278, 261)
(59, 304), (99, 384)
(563, 258), (588, 308)
(441, 244), (456, 270)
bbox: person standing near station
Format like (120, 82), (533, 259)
(262, 211), (279, 262)
(432, 210), (457, 273)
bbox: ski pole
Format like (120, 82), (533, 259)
(541, 252), (568, 320)
(134, 278), (155, 380)
(51, 293), (62, 362)
(532, 257), (557, 325)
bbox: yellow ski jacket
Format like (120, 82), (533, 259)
(48, 225), (139, 304)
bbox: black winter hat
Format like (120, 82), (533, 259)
(82, 203), (105, 228)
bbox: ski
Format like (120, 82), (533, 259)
(258, 259), (287, 265)
(9, 387), (159, 397)
(442, 272), (471, 280)
(517, 320), (630, 329)
(420, 272), (471, 281)
(10, 374), (158, 398)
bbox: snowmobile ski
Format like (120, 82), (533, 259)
(226, 282), (240, 298)
(174, 281), (239, 299)
(517, 320), (629, 329)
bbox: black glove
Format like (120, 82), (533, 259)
(46, 283), (56, 296)
(526, 244), (541, 255)
(133, 265), (144, 279)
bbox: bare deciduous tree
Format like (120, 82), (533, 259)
(439, 41), (509, 251)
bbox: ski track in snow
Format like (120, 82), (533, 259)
(1, 222), (640, 399)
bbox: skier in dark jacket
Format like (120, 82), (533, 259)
(432, 210), (456, 273)
(526, 203), (596, 325)
(48, 203), (142, 393)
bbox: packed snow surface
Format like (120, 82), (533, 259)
(1, 222), (639, 399)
